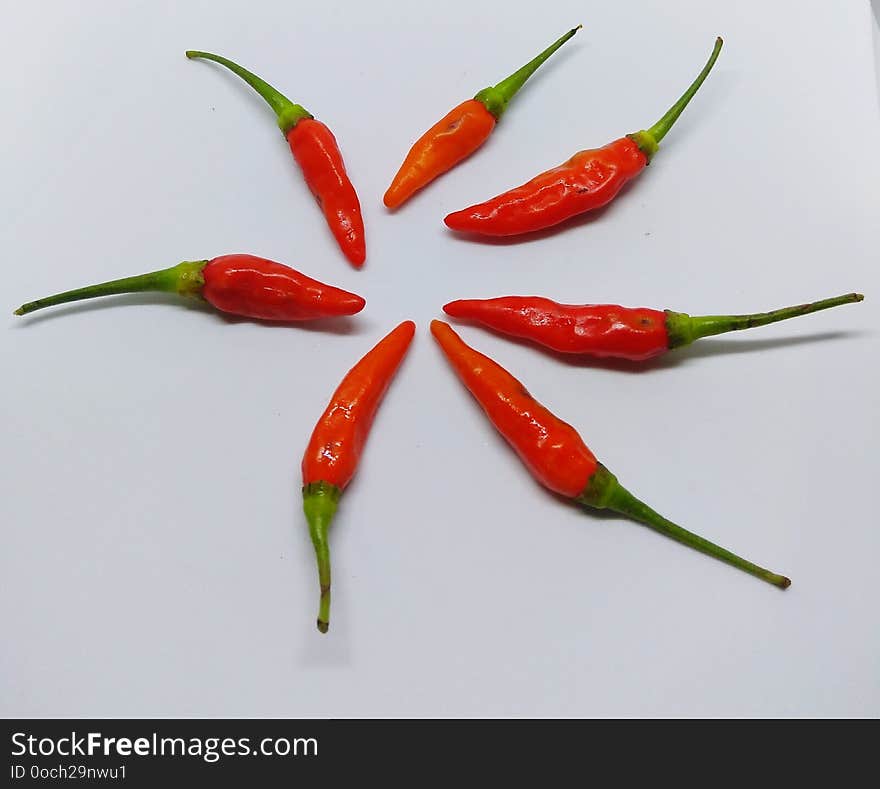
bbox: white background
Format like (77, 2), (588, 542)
(2, 0), (878, 717)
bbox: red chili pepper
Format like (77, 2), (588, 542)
(302, 321), (416, 633)
(13, 254), (365, 322)
(445, 38), (723, 236)
(431, 320), (790, 589)
(443, 293), (864, 361)
(186, 51), (366, 267)
(383, 26), (581, 209)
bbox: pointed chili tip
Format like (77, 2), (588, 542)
(317, 618), (329, 633)
(397, 319), (417, 336)
(442, 300), (469, 317)
(431, 318), (461, 347)
(337, 293), (366, 315)
(13, 306), (25, 316)
(444, 211), (468, 232)
(383, 187), (404, 211)
(344, 240), (367, 268)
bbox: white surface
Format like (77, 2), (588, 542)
(874, 0), (880, 98)
(2, 1), (878, 718)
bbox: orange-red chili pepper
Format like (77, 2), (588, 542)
(445, 38), (723, 236)
(186, 51), (366, 267)
(431, 320), (790, 589)
(302, 321), (416, 633)
(13, 254), (365, 322)
(443, 293), (864, 361)
(383, 26), (581, 209)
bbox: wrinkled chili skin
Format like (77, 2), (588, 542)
(444, 297), (669, 361)
(287, 119), (366, 266)
(303, 321), (416, 489)
(444, 137), (647, 236)
(201, 254), (365, 321)
(430, 320), (597, 497)
(383, 100), (496, 209)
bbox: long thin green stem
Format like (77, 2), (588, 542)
(648, 37), (723, 143)
(474, 25), (581, 119)
(666, 292), (864, 349)
(315, 543), (332, 634)
(629, 37), (723, 158)
(14, 261), (206, 316)
(578, 465), (790, 589)
(186, 50), (312, 133)
(303, 481), (341, 634)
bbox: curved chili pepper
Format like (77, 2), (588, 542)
(443, 293), (864, 361)
(431, 320), (790, 589)
(13, 254), (365, 322)
(383, 25), (581, 209)
(302, 321), (416, 633)
(186, 51), (366, 267)
(445, 37), (723, 236)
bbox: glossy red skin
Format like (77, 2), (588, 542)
(302, 321), (416, 489)
(383, 99), (496, 209)
(201, 254), (365, 321)
(444, 137), (647, 236)
(431, 320), (597, 498)
(287, 119), (366, 267)
(444, 297), (669, 361)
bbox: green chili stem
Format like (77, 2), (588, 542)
(577, 465), (790, 589)
(629, 37), (723, 159)
(303, 481), (341, 634)
(474, 25), (581, 119)
(647, 37), (723, 143)
(13, 261), (206, 316)
(185, 50), (312, 133)
(665, 292), (864, 349)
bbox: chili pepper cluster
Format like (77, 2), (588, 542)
(14, 28), (865, 634)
